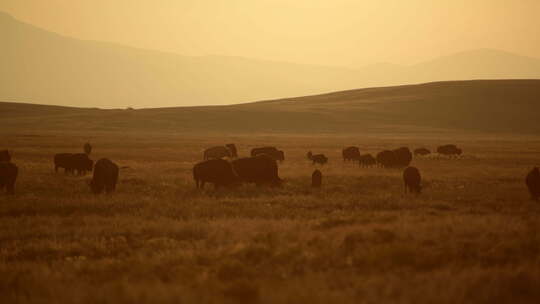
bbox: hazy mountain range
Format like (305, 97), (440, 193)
(1, 11), (540, 108)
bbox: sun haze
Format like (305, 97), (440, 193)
(1, 0), (539, 67)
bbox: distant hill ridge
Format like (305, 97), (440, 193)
(2, 80), (539, 134)
(1, 11), (540, 108)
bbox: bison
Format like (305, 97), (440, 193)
(203, 146), (231, 160)
(312, 169), (322, 188)
(358, 154), (376, 167)
(193, 159), (239, 189)
(414, 148), (431, 156)
(377, 148), (412, 168)
(90, 158), (119, 194)
(403, 166), (422, 194)
(526, 167), (540, 201)
(251, 147), (284, 162)
(71, 153), (93, 175)
(437, 144), (462, 157)
(0, 162), (18, 195)
(0, 150), (11, 162)
(54, 153), (93, 175)
(376, 150), (396, 168)
(54, 153), (73, 173)
(342, 146), (360, 161)
(393, 147), (413, 167)
(232, 155), (282, 186)
(307, 152), (328, 165)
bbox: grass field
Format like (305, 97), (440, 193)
(1, 132), (540, 303)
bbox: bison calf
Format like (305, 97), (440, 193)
(90, 158), (119, 194)
(526, 167), (540, 201)
(312, 169), (322, 188)
(403, 166), (422, 194)
(0, 162), (18, 195)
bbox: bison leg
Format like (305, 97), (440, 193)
(7, 182), (15, 195)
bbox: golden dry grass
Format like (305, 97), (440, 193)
(1, 132), (540, 303)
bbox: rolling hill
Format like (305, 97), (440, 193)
(1, 11), (540, 109)
(1, 80), (539, 135)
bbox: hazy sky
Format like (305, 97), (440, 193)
(1, 0), (539, 67)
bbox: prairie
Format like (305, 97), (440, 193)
(1, 132), (540, 303)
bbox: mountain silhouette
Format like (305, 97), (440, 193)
(1, 11), (539, 108)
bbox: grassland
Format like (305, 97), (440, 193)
(1, 131), (540, 303)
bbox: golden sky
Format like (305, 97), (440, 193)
(1, 0), (539, 67)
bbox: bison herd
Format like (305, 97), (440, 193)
(0, 143), (539, 201)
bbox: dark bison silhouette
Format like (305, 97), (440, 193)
(251, 147), (285, 162)
(376, 150), (396, 168)
(403, 166), (421, 194)
(203, 146), (231, 160)
(312, 169), (322, 188)
(307, 152), (328, 165)
(226, 144), (238, 158)
(393, 147), (413, 167)
(193, 159), (239, 189)
(84, 143), (92, 155)
(90, 158), (119, 194)
(342, 146), (360, 161)
(0, 162), (18, 194)
(232, 155), (282, 186)
(377, 148), (412, 168)
(54, 153), (93, 175)
(414, 148), (431, 156)
(437, 144), (462, 157)
(0, 150), (11, 162)
(526, 167), (540, 201)
(358, 154), (376, 167)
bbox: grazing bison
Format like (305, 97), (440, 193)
(393, 147), (413, 167)
(437, 144), (462, 157)
(0, 150), (11, 162)
(376, 150), (396, 168)
(526, 167), (540, 201)
(226, 144), (238, 158)
(251, 147), (285, 162)
(307, 152), (328, 165)
(204, 146), (231, 160)
(358, 154), (376, 167)
(71, 153), (94, 175)
(83, 143), (92, 155)
(193, 159), (239, 189)
(312, 169), (322, 188)
(403, 166), (422, 194)
(54, 153), (93, 175)
(232, 155), (282, 186)
(0, 162), (18, 194)
(342, 146), (360, 161)
(54, 153), (74, 173)
(90, 158), (119, 194)
(414, 148), (431, 156)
